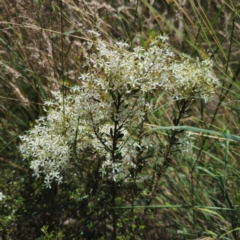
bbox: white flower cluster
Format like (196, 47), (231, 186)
(169, 55), (219, 100)
(19, 31), (219, 187)
(175, 132), (195, 155)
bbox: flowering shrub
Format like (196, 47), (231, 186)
(19, 31), (219, 188)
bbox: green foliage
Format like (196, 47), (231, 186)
(36, 225), (64, 240)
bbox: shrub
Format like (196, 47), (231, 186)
(19, 31), (219, 239)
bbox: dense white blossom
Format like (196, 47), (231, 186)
(19, 33), (219, 187)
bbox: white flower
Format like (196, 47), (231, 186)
(158, 34), (169, 43)
(0, 192), (6, 201)
(115, 41), (129, 48)
(78, 73), (89, 81)
(88, 29), (101, 37)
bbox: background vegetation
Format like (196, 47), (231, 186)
(0, 0), (240, 239)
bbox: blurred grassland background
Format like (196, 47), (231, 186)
(1, 0), (240, 239)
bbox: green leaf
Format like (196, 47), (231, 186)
(149, 125), (240, 142)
